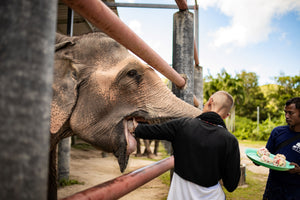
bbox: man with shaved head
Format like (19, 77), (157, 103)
(202, 91), (234, 119)
(131, 91), (240, 200)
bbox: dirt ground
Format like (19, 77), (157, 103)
(58, 143), (268, 200)
(57, 144), (170, 200)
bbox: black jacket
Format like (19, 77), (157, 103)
(134, 112), (241, 192)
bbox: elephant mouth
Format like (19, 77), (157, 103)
(124, 116), (174, 153)
(123, 119), (137, 155)
(117, 116), (174, 172)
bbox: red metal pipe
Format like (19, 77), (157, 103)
(175, 0), (188, 10)
(60, 156), (174, 200)
(62, 0), (186, 88)
(194, 40), (199, 66)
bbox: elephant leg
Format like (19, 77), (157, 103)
(135, 137), (142, 157)
(143, 140), (155, 159)
(142, 139), (151, 156)
(48, 146), (58, 200)
(154, 140), (160, 156)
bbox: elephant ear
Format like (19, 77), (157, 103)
(50, 33), (78, 134)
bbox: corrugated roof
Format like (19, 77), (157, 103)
(56, 0), (118, 35)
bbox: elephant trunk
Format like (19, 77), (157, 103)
(144, 83), (202, 120)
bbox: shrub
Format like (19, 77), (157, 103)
(233, 113), (285, 141)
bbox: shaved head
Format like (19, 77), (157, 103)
(203, 91), (234, 119)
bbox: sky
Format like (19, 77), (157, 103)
(115, 0), (300, 85)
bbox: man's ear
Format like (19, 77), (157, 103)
(223, 112), (230, 119)
(204, 97), (213, 111)
(208, 97), (214, 106)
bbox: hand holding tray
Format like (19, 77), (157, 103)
(245, 148), (295, 171)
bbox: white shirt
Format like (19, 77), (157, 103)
(167, 172), (225, 200)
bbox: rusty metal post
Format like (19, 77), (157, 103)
(62, 0), (186, 88)
(175, 0), (188, 10)
(60, 156), (174, 200)
(0, 0), (56, 199)
(193, 3), (203, 109)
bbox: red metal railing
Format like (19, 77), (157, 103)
(60, 156), (174, 200)
(62, 0), (186, 88)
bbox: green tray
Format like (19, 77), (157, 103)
(245, 148), (295, 171)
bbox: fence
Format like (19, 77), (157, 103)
(60, 156), (174, 200)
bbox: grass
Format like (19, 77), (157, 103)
(71, 142), (96, 150)
(56, 141), (94, 188)
(159, 171), (172, 187)
(224, 170), (268, 200)
(238, 139), (267, 148)
(58, 178), (84, 188)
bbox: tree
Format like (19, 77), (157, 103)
(236, 71), (268, 121)
(267, 74), (300, 118)
(204, 69), (245, 132)
(204, 69), (245, 105)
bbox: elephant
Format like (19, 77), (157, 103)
(135, 138), (160, 158)
(49, 32), (202, 200)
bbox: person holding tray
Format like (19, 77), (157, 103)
(263, 97), (300, 200)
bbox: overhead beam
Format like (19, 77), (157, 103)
(104, 2), (195, 10)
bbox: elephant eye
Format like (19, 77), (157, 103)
(126, 69), (142, 84)
(71, 71), (77, 80)
(127, 69), (137, 77)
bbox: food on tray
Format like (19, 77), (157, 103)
(245, 148), (294, 171)
(273, 154), (286, 167)
(260, 155), (273, 164)
(257, 147), (270, 157)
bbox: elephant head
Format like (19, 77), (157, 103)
(51, 32), (202, 172)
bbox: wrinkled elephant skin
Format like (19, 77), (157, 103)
(51, 32), (202, 173)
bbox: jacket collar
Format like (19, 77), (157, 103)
(196, 112), (227, 129)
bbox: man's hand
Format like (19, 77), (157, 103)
(127, 118), (139, 134)
(132, 118), (138, 129)
(289, 162), (300, 175)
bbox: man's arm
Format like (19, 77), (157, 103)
(222, 137), (241, 192)
(132, 118), (185, 141)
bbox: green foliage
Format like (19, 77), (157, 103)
(233, 116), (256, 140)
(72, 142), (96, 150)
(236, 71), (268, 121)
(266, 74), (300, 118)
(159, 171), (171, 187)
(204, 69), (245, 105)
(58, 178), (84, 187)
(204, 70), (299, 121)
(204, 70), (298, 138)
(234, 114), (285, 141)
